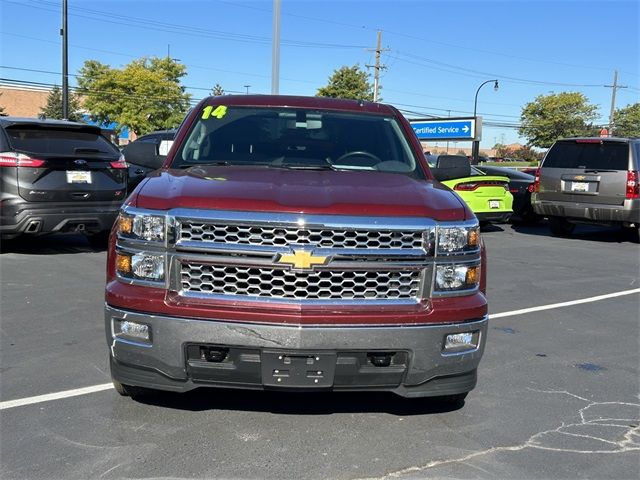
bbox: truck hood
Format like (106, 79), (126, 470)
(133, 166), (469, 221)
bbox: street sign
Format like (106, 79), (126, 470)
(410, 118), (480, 141)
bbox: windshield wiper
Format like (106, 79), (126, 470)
(274, 164), (336, 171)
(584, 169), (618, 173)
(177, 161), (230, 169)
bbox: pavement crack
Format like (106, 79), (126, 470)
(356, 389), (640, 480)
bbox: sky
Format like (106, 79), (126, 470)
(1, 0), (639, 148)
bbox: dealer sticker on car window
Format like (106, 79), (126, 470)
(66, 171), (92, 184)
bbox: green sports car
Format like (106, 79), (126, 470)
(427, 154), (513, 223)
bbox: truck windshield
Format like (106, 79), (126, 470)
(172, 106), (423, 178)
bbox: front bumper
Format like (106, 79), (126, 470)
(106, 305), (488, 398)
(0, 199), (122, 236)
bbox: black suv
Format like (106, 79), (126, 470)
(122, 129), (176, 190)
(0, 117), (127, 241)
(532, 137), (640, 238)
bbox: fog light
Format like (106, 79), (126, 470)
(115, 319), (150, 342)
(444, 331), (479, 353)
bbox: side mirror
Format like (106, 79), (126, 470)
(431, 155), (471, 181)
(123, 141), (165, 169)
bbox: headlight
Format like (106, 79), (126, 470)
(117, 212), (165, 242)
(435, 264), (480, 292)
(116, 252), (165, 281)
(437, 225), (479, 254)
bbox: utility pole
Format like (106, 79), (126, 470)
(61, 0), (69, 119)
(366, 31), (389, 102)
(605, 70), (627, 136)
(271, 0), (281, 95)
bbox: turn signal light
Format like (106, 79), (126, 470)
(116, 253), (132, 274)
(117, 214), (133, 235)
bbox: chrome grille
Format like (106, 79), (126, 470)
(178, 222), (424, 250)
(180, 262), (421, 301)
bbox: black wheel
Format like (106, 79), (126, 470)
(87, 230), (110, 249)
(112, 378), (131, 397)
(549, 217), (575, 237)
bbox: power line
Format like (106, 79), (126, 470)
(10, 0), (367, 50)
(213, 0), (638, 77)
(391, 52), (607, 88)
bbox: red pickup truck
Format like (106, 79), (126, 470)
(105, 95), (488, 404)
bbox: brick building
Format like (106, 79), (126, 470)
(0, 83), (50, 117)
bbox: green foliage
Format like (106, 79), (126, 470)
(40, 85), (82, 121)
(211, 83), (225, 96)
(612, 103), (640, 137)
(77, 57), (192, 135)
(316, 64), (374, 101)
(519, 92), (599, 148)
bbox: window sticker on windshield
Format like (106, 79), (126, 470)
(202, 105), (228, 120)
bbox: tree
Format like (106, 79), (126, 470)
(519, 92), (599, 148)
(316, 64), (374, 101)
(40, 85), (82, 121)
(77, 57), (191, 135)
(211, 83), (225, 96)
(612, 103), (640, 137)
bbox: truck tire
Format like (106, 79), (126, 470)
(548, 217), (575, 237)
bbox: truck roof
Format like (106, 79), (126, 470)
(202, 95), (397, 116)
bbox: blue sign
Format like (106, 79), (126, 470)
(410, 119), (477, 141)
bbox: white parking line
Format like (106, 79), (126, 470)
(490, 288), (640, 319)
(1, 288), (639, 411)
(0, 383), (113, 411)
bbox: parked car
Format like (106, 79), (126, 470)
(0, 117), (127, 243)
(106, 95), (489, 404)
(121, 129), (176, 190)
(532, 137), (640, 239)
(427, 154), (513, 224)
(476, 165), (540, 223)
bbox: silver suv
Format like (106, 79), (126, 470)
(532, 137), (640, 239)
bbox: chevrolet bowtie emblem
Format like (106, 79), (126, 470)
(277, 250), (327, 270)
(575, 175), (586, 180)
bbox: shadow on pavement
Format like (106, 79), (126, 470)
(512, 221), (638, 243)
(0, 233), (108, 255)
(131, 388), (466, 416)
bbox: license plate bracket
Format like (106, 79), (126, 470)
(261, 351), (336, 388)
(66, 171), (92, 184)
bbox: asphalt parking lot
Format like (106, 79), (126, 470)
(1, 221), (639, 480)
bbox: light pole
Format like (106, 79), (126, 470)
(471, 79), (498, 164)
